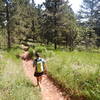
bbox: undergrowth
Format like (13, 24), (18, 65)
(0, 49), (41, 100)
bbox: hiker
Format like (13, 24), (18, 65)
(33, 52), (47, 88)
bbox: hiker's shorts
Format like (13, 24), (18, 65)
(34, 72), (44, 77)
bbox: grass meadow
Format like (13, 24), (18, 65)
(47, 50), (100, 100)
(0, 49), (41, 100)
(0, 46), (100, 100)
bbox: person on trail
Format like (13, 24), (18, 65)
(33, 52), (47, 88)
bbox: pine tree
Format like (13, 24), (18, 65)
(8, 0), (36, 44)
(0, 0), (5, 28)
(78, 0), (99, 27)
(77, 0), (99, 48)
(0, 0), (6, 48)
(0, 0), (12, 48)
(43, 0), (63, 49)
(42, 0), (78, 50)
(95, 0), (100, 46)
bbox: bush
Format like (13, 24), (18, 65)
(34, 46), (55, 58)
(28, 47), (35, 58)
(35, 46), (47, 53)
(76, 46), (86, 51)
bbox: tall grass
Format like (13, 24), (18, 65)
(47, 51), (100, 100)
(0, 49), (41, 100)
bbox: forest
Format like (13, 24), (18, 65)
(0, 0), (99, 50)
(0, 0), (100, 100)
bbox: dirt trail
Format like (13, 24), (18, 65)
(22, 58), (70, 100)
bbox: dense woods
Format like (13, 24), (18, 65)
(0, 0), (100, 49)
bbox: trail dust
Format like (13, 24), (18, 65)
(22, 54), (70, 100)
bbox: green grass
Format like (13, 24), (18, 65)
(47, 50), (100, 100)
(0, 49), (41, 100)
(1, 46), (99, 100)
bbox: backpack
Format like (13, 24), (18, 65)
(35, 58), (44, 73)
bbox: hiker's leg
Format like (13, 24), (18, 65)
(37, 77), (39, 86)
(38, 76), (42, 84)
(39, 76), (42, 83)
(37, 77), (41, 89)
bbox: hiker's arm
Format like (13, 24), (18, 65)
(44, 63), (48, 74)
(33, 61), (37, 73)
(33, 60), (36, 67)
(33, 60), (36, 69)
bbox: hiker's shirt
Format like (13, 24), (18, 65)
(33, 57), (45, 73)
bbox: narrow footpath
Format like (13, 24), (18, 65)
(22, 59), (70, 100)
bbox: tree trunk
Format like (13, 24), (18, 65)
(54, 1), (57, 50)
(47, 40), (49, 45)
(7, 25), (11, 48)
(54, 42), (57, 50)
(6, 3), (11, 48)
(66, 36), (68, 48)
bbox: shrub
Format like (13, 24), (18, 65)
(35, 46), (47, 53)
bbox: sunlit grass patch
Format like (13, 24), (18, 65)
(0, 50), (41, 100)
(47, 50), (100, 100)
